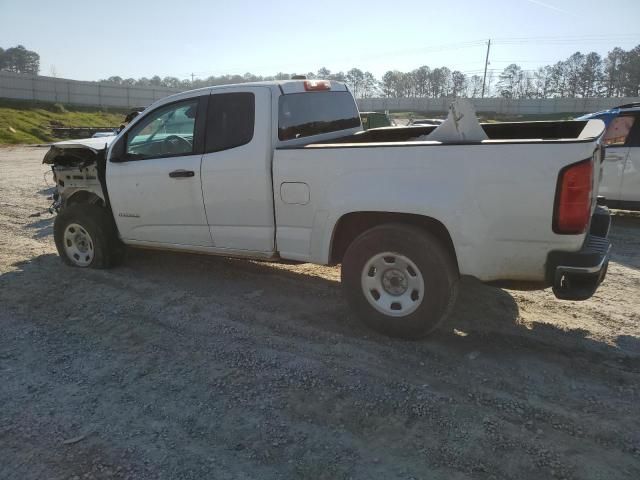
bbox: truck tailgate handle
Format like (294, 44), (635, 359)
(169, 170), (195, 178)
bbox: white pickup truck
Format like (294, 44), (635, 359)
(44, 79), (611, 339)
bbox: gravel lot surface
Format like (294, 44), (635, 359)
(1, 146), (639, 480)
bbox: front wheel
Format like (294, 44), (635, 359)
(341, 224), (459, 339)
(53, 203), (121, 269)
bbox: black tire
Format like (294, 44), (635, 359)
(341, 224), (459, 339)
(53, 203), (121, 269)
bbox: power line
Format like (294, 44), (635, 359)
(172, 34), (636, 80)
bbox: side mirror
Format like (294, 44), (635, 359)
(109, 136), (126, 162)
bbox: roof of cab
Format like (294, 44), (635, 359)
(130, 79), (350, 120)
(166, 79), (347, 98)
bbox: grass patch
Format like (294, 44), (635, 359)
(0, 98), (127, 145)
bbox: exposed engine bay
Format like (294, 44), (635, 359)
(42, 138), (114, 213)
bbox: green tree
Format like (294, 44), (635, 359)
(346, 68), (364, 97)
(2, 45), (40, 74)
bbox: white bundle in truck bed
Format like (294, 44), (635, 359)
(416, 99), (488, 143)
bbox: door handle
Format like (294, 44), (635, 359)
(169, 170), (195, 178)
(606, 154), (624, 162)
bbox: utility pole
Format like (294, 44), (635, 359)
(481, 39), (491, 98)
(191, 73), (195, 84)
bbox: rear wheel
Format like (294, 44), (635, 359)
(54, 203), (121, 269)
(342, 224), (458, 339)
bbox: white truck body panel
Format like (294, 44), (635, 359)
(273, 140), (598, 282)
(620, 147), (640, 202)
(599, 146), (628, 201)
(107, 153), (212, 246)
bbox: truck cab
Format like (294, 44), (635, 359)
(102, 80), (361, 254)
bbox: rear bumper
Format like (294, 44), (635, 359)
(546, 206), (611, 301)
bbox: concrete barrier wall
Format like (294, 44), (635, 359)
(0, 71), (181, 108)
(1, 71), (638, 114)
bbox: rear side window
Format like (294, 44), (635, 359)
(278, 91), (360, 141)
(206, 92), (255, 152)
(603, 115), (635, 146)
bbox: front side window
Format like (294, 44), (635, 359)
(603, 115), (635, 146)
(278, 91), (361, 141)
(126, 99), (198, 159)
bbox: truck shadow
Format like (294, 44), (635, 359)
(25, 216), (54, 239)
(435, 277), (640, 367)
(3, 248), (638, 367)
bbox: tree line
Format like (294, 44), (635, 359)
(0, 45), (40, 75)
(99, 44), (639, 99)
(3, 43), (637, 99)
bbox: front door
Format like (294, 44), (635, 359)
(107, 96), (213, 247)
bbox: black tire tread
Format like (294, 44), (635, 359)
(53, 203), (120, 269)
(341, 223), (459, 339)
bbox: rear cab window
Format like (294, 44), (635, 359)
(278, 91), (360, 141)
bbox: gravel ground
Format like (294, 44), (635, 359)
(1, 146), (639, 480)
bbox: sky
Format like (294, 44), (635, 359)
(0, 0), (638, 82)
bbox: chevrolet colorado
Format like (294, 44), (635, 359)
(43, 79), (611, 338)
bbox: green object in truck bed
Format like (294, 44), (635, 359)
(360, 112), (392, 130)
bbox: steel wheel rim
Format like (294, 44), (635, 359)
(361, 252), (425, 317)
(63, 223), (94, 267)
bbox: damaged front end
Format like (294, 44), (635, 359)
(43, 139), (113, 213)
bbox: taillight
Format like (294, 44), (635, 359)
(304, 80), (331, 91)
(553, 159), (593, 234)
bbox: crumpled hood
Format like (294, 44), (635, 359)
(43, 135), (117, 166)
(51, 135), (118, 150)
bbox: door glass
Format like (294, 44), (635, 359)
(603, 116), (635, 146)
(126, 100), (198, 159)
(205, 93), (255, 153)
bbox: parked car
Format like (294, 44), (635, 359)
(43, 79), (610, 339)
(91, 109), (147, 138)
(92, 130), (117, 138)
(408, 118), (444, 126)
(578, 103), (640, 210)
(360, 111), (393, 130)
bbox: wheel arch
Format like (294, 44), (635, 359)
(65, 189), (105, 207)
(329, 211), (459, 271)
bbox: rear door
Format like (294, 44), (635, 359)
(599, 114), (635, 202)
(107, 95), (213, 247)
(620, 112), (640, 204)
(200, 86), (276, 253)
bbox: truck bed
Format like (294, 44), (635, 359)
(308, 120), (600, 146)
(272, 119), (605, 283)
